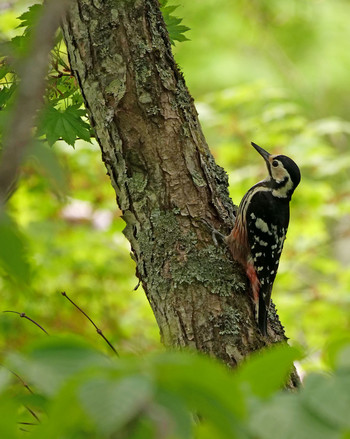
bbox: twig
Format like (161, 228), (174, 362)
(18, 422), (38, 426)
(1, 368), (41, 424)
(49, 72), (72, 78)
(133, 279), (141, 291)
(25, 406), (40, 423)
(2, 368), (34, 394)
(3, 311), (49, 335)
(61, 292), (119, 357)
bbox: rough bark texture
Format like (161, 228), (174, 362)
(62, 0), (299, 387)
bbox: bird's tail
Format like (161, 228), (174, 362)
(258, 295), (268, 336)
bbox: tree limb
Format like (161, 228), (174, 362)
(0, 0), (70, 204)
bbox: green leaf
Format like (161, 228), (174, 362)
(0, 210), (31, 284)
(153, 352), (247, 437)
(0, 395), (19, 439)
(38, 105), (92, 147)
(6, 336), (110, 396)
(46, 76), (81, 107)
(16, 4), (42, 32)
(0, 368), (11, 393)
(324, 339), (350, 371)
(155, 389), (193, 439)
(336, 345), (350, 371)
(33, 377), (94, 439)
(10, 4), (43, 57)
(302, 372), (350, 430)
(0, 64), (11, 80)
(79, 375), (153, 435)
(0, 84), (16, 109)
(160, 0), (190, 45)
(250, 392), (338, 439)
(154, 352), (245, 417)
(236, 343), (302, 398)
(25, 142), (68, 195)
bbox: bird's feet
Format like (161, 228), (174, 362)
(201, 218), (226, 247)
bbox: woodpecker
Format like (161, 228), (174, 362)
(226, 142), (300, 336)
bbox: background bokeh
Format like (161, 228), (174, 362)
(1, 0), (350, 372)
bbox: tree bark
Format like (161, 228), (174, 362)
(62, 0), (299, 387)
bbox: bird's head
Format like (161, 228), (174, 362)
(251, 142), (301, 199)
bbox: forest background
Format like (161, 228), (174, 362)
(1, 0), (350, 437)
(1, 0), (349, 368)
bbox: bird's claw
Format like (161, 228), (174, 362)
(201, 219), (226, 247)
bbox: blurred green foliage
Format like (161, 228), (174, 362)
(0, 0), (350, 381)
(1, 337), (350, 438)
(1, 0), (350, 437)
(1, 140), (159, 354)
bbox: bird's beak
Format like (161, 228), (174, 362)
(251, 142), (271, 164)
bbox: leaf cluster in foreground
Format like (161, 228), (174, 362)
(1, 337), (350, 438)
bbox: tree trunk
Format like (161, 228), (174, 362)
(62, 0), (299, 387)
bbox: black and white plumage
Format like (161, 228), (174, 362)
(227, 142), (301, 335)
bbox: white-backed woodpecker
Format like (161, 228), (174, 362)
(226, 142), (301, 335)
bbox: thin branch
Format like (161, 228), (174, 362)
(0, 367), (33, 394)
(1, 366), (42, 424)
(18, 422), (38, 426)
(61, 292), (119, 357)
(49, 72), (72, 78)
(3, 311), (49, 335)
(1, 368), (42, 424)
(25, 406), (40, 423)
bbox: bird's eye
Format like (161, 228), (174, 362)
(272, 160), (279, 167)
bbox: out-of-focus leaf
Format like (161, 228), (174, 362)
(9, 4), (43, 57)
(335, 345), (350, 371)
(235, 343), (302, 398)
(155, 388), (193, 439)
(25, 142), (68, 194)
(6, 336), (110, 396)
(153, 352), (248, 438)
(4, 336), (350, 439)
(126, 417), (156, 439)
(80, 375), (153, 435)
(249, 392), (338, 439)
(0, 64), (11, 80)
(302, 372), (350, 430)
(0, 210), (31, 284)
(38, 105), (91, 147)
(154, 351), (245, 416)
(0, 84), (16, 109)
(324, 338), (350, 370)
(33, 378), (94, 439)
(0, 368), (11, 393)
(0, 395), (19, 439)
